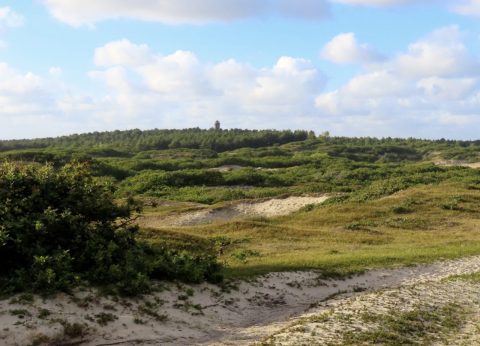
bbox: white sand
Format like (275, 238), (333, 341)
(435, 160), (480, 169)
(147, 196), (330, 227)
(3, 255), (480, 345)
(265, 277), (480, 345)
(209, 165), (245, 172)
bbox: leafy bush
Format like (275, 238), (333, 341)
(118, 169), (225, 195)
(0, 162), (221, 295)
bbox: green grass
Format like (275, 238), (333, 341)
(4, 131), (480, 290)
(142, 182), (480, 279)
(445, 271), (480, 283)
(337, 303), (465, 346)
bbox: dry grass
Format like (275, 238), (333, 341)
(141, 182), (480, 279)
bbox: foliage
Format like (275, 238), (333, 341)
(3, 127), (480, 285)
(0, 128), (309, 153)
(0, 162), (221, 295)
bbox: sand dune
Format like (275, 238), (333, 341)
(147, 195), (331, 227)
(3, 256), (480, 345)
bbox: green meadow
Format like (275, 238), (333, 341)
(2, 128), (480, 292)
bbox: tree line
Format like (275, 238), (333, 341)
(0, 128), (313, 153)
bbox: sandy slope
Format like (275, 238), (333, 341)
(435, 160), (480, 169)
(144, 196), (330, 227)
(264, 277), (480, 345)
(2, 256), (480, 345)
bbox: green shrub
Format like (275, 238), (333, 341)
(0, 162), (222, 295)
(150, 248), (223, 284)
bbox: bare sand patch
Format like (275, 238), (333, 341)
(435, 160), (480, 169)
(264, 278), (480, 346)
(3, 256), (480, 346)
(142, 195), (330, 227)
(209, 165), (245, 172)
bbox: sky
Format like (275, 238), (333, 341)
(1, 1), (480, 140)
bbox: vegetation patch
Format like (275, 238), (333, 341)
(0, 162), (222, 296)
(338, 303), (465, 346)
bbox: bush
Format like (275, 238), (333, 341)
(0, 162), (222, 295)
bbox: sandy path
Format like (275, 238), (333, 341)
(2, 256), (480, 345)
(149, 196), (330, 227)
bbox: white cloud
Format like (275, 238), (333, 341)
(39, 0), (480, 26)
(315, 26), (480, 138)
(0, 7), (24, 50)
(88, 40), (325, 126)
(394, 26), (478, 79)
(0, 61), (150, 139)
(49, 67), (63, 77)
(0, 63), (43, 94)
(453, 0), (480, 17)
(94, 39), (152, 66)
(417, 77), (477, 100)
(438, 113), (477, 126)
(276, 0), (330, 20)
(2, 26), (480, 140)
(0, 63), (62, 137)
(321, 32), (384, 65)
(331, 0), (415, 6)
(137, 51), (206, 96)
(40, 0), (329, 26)
(0, 7), (24, 29)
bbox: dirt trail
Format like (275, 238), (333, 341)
(2, 256), (480, 346)
(143, 196), (330, 227)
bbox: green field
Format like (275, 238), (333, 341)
(2, 128), (480, 292)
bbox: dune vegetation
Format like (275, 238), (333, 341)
(1, 128), (480, 290)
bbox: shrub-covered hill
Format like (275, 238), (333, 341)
(1, 128), (480, 204)
(1, 128), (480, 294)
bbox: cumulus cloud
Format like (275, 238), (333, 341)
(0, 7), (24, 29)
(0, 61), (146, 139)
(0, 63), (68, 138)
(394, 26), (478, 79)
(49, 67), (63, 77)
(453, 0), (480, 17)
(40, 0), (329, 26)
(94, 39), (152, 66)
(417, 77), (477, 100)
(315, 26), (480, 138)
(0, 7), (24, 49)
(321, 33), (384, 65)
(331, 0), (480, 17)
(1, 41), (320, 139)
(88, 40), (325, 127)
(3, 26), (480, 140)
(331, 0), (416, 6)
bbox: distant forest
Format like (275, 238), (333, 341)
(0, 128), (314, 153)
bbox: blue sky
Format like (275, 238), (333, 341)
(1, 0), (480, 139)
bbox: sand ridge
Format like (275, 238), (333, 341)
(150, 195), (331, 227)
(263, 278), (480, 345)
(3, 255), (480, 345)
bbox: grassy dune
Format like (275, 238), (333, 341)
(3, 130), (480, 284)
(142, 182), (480, 278)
